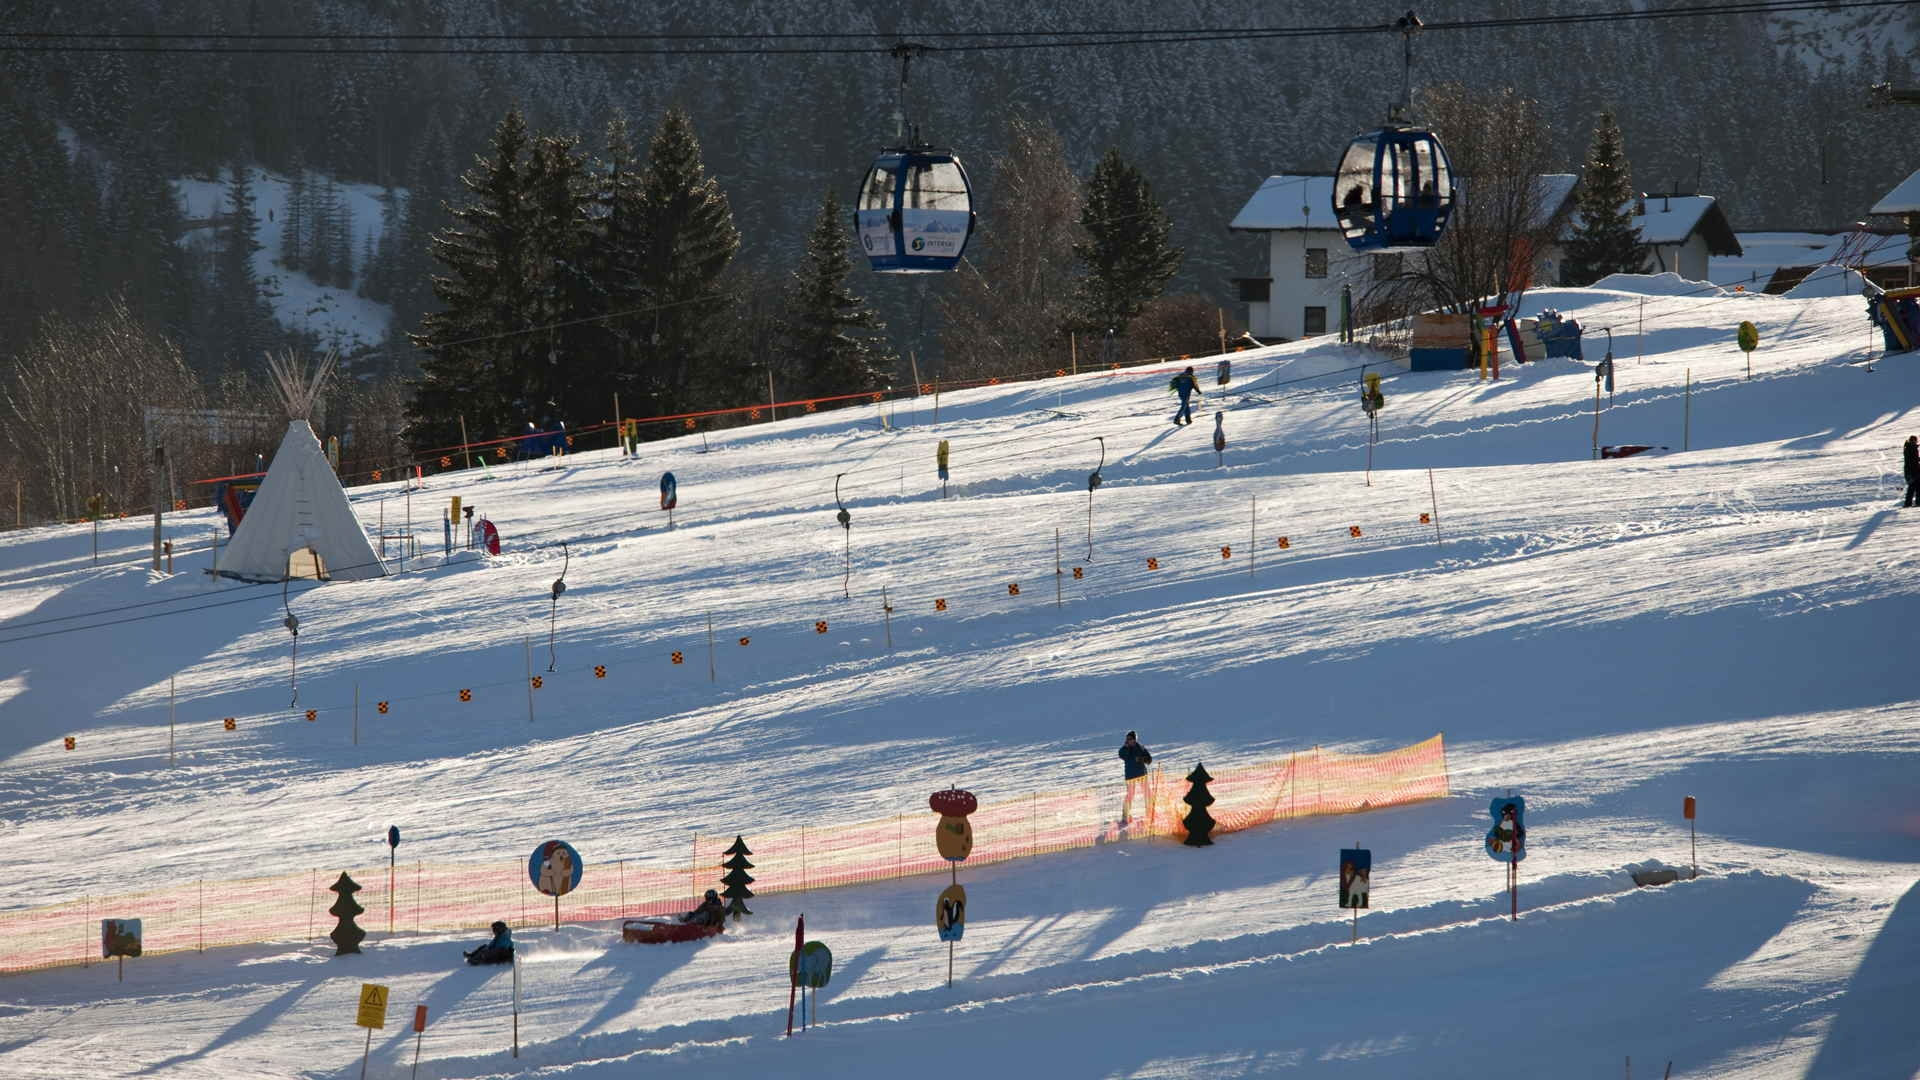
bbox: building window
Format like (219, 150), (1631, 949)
(1305, 248), (1328, 279)
(1303, 306), (1327, 336)
(1234, 277), (1271, 303)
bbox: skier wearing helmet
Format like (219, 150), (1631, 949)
(680, 889), (725, 928)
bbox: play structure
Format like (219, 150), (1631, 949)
(1868, 284), (1920, 353)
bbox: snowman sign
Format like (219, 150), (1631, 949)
(1484, 796), (1526, 920)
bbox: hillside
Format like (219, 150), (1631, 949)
(0, 270), (1916, 1077)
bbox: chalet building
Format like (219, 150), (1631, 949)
(1229, 174), (1578, 343)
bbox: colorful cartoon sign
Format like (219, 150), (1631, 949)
(659, 472), (677, 511)
(100, 918), (141, 959)
(1485, 796), (1526, 861)
(930, 788), (977, 862)
(789, 940), (833, 988)
(1338, 849), (1371, 909)
(936, 884), (968, 942)
(528, 839), (583, 897)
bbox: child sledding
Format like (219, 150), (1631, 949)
(463, 921), (514, 966)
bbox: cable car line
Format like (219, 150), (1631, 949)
(3, 2), (1902, 54)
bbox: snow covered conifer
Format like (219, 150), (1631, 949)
(778, 189), (890, 400)
(1073, 149), (1181, 339)
(1564, 111), (1645, 286)
(409, 108), (538, 450)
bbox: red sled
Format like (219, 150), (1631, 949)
(622, 918), (723, 945)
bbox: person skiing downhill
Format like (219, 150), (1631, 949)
(1118, 730), (1152, 824)
(1903, 434), (1918, 508)
(1169, 367), (1201, 426)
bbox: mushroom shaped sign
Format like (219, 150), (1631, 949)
(930, 788), (977, 862)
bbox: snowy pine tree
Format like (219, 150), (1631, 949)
(632, 106), (740, 414)
(1563, 111), (1646, 286)
(1073, 149), (1181, 339)
(778, 189), (890, 400)
(409, 108), (538, 451)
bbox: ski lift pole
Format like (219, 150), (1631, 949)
(835, 474), (852, 599)
(282, 576), (300, 707)
(548, 541), (568, 672)
(1086, 437), (1105, 562)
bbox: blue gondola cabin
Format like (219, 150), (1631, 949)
(855, 149), (975, 273)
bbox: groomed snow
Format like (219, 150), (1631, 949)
(2, 275), (1917, 1079)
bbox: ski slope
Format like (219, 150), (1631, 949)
(1, 274), (1917, 1079)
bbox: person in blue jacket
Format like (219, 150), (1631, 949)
(1119, 730), (1153, 824)
(1169, 367), (1201, 426)
(464, 920), (514, 965)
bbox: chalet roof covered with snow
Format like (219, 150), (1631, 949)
(1631, 194), (1743, 254)
(1229, 176), (1338, 232)
(1869, 167), (1920, 215)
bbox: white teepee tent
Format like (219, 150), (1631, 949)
(218, 351), (387, 583)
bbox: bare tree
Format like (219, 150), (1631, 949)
(937, 114), (1083, 381)
(4, 298), (205, 523)
(1367, 84), (1562, 319)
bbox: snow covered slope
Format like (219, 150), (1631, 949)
(1, 275), (1917, 1079)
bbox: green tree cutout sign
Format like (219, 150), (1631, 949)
(1737, 321), (1759, 380)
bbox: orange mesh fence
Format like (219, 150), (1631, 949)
(0, 735), (1445, 975)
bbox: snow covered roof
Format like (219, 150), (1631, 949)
(1229, 176), (1339, 232)
(1231, 172), (1580, 234)
(1531, 174), (1579, 229)
(1564, 194), (1742, 256)
(1631, 194), (1742, 254)
(1869, 167), (1920, 215)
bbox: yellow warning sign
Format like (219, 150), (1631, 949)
(356, 983), (389, 1029)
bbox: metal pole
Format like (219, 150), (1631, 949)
(883, 588), (893, 649)
(151, 445), (165, 572)
(768, 370), (777, 422)
(614, 392), (622, 455)
(1428, 468), (1442, 545)
(1592, 377), (1602, 459)
(1690, 817), (1697, 879)
(1055, 530), (1062, 607)
(524, 637), (534, 723)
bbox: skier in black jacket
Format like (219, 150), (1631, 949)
(1119, 731), (1153, 824)
(1903, 434), (1918, 508)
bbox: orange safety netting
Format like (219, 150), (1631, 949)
(0, 734), (1446, 975)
